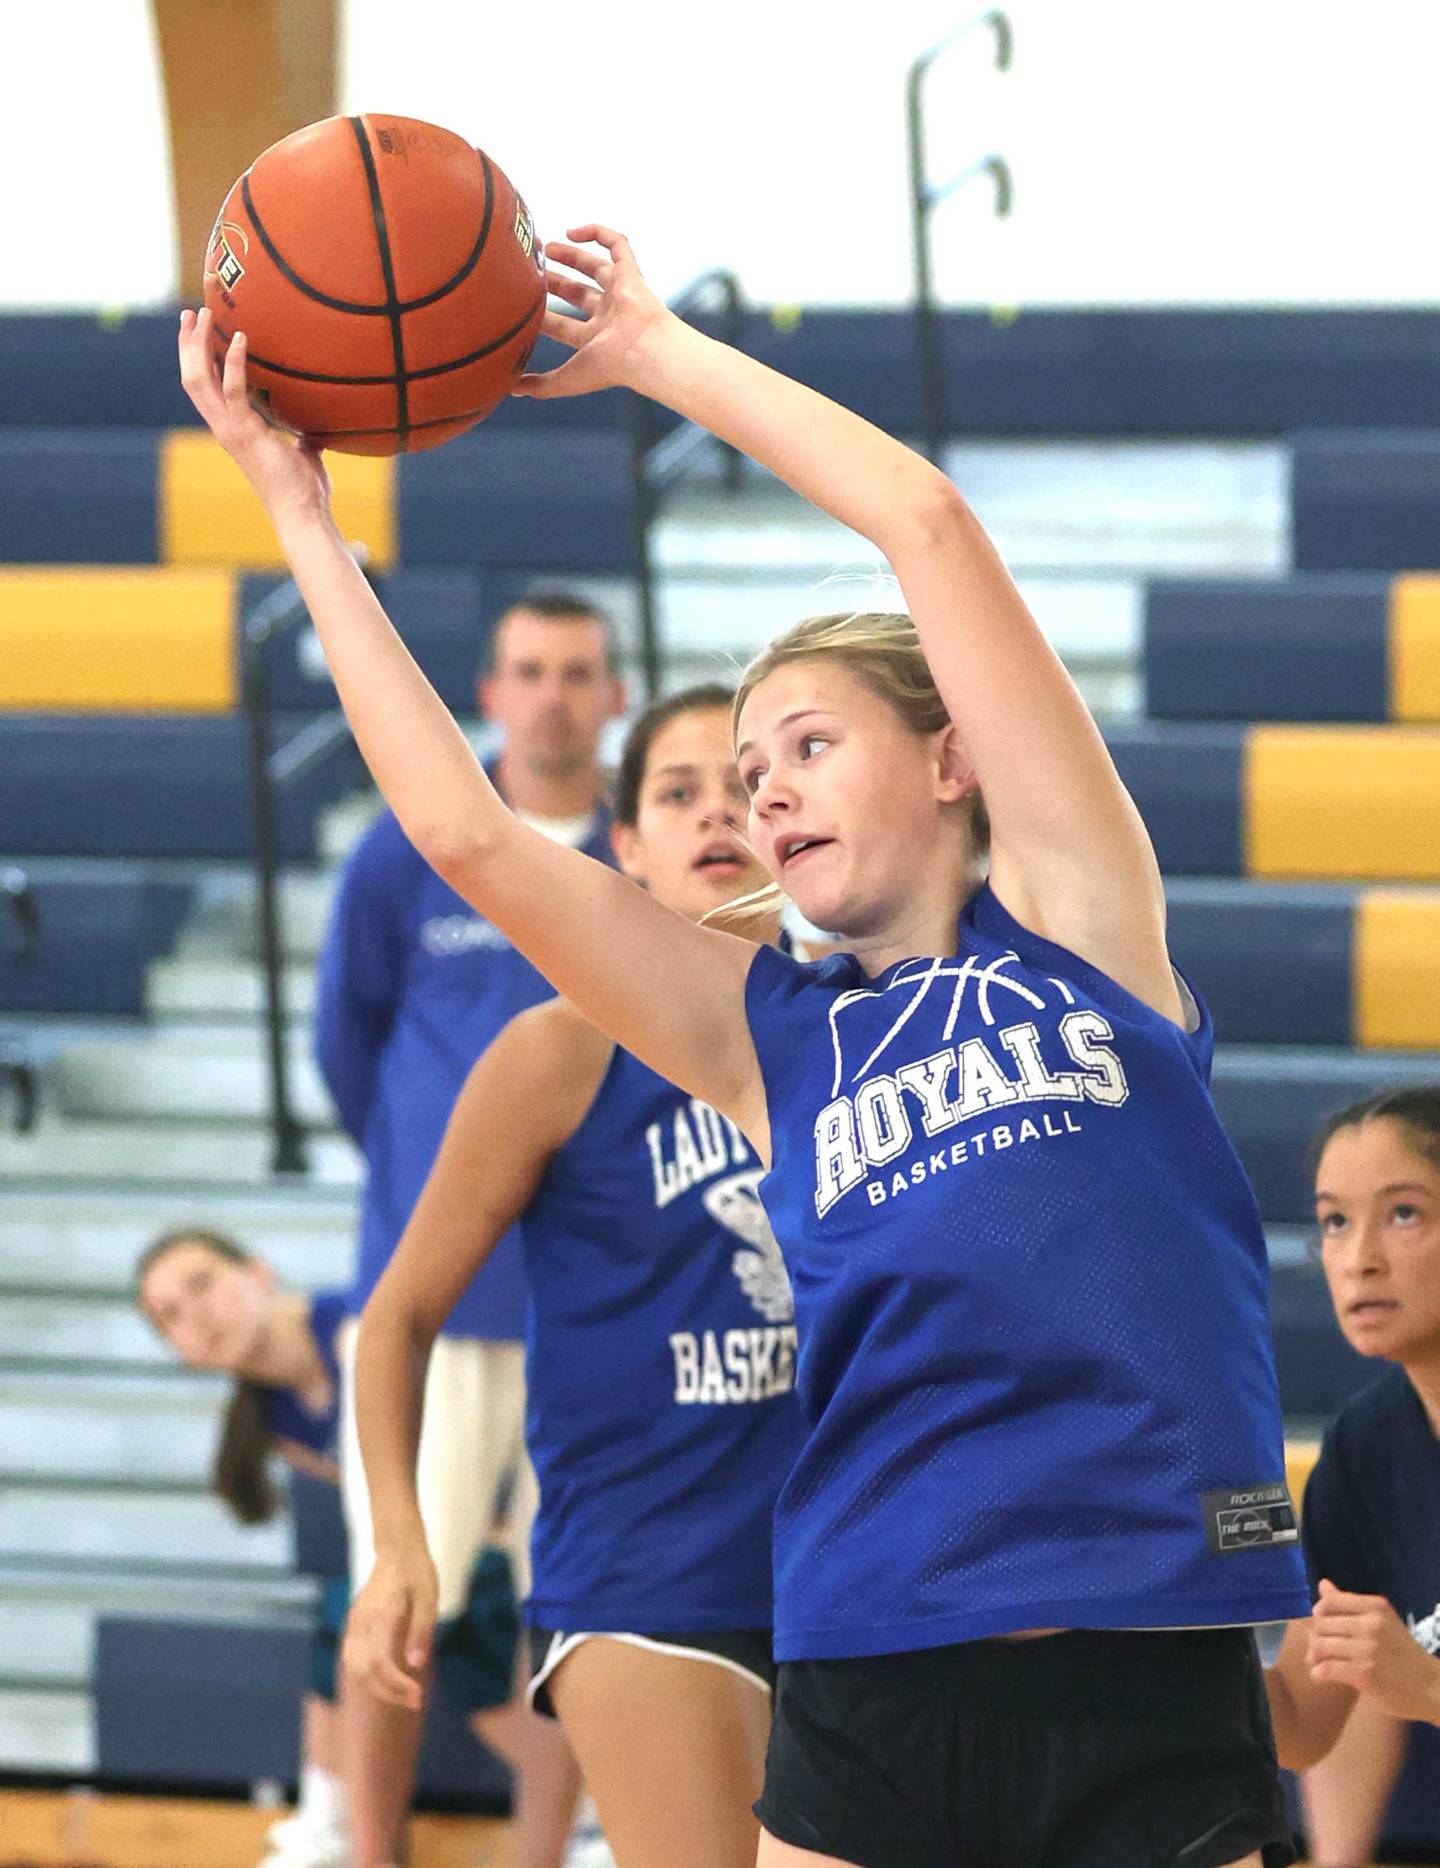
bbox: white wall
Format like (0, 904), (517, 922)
(3, 0), (1438, 308)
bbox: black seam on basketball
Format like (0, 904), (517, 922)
(240, 171), (390, 316)
(218, 302), (536, 388)
(397, 149), (497, 312)
(348, 116), (409, 447)
(308, 402), (514, 439)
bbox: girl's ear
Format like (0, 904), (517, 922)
(932, 724), (978, 805)
(610, 821), (648, 886)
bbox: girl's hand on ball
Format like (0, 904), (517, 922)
(515, 224), (682, 400)
(178, 308), (333, 522)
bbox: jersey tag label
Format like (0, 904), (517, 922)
(1200, 1483), (1298, 1555)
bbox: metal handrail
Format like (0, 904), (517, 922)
(627, 269), (746, 699)
(1, 867), (39, 1132)
(239, 578), (358, 1177)
(1, 865), (39, 965)
(907, 9), (1014, 464)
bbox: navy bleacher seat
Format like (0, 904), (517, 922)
(1165, 882), (1354, 1046)
(1104, 723), (1245, 875)
(0, 863), (191, 1015)
(11, 309), (1440, 439)
(1292, 430), (1440, 572)
(0, 430), (156, 563)
(242, 568), (490, 715)
(1267, 1259), (1375, 1416)
(1144, 576), (1392, 723)
(96, 1616), (508, 1804)
(397, 428), (633, 570)
(0, 716), (361, 861)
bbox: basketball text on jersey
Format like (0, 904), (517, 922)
(648, 1096), (798, 1405)
(813, 954), (1130, 1216)
(1410, 1601), (1440, 1655)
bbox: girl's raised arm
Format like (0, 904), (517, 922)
(526, 230), (1176, 1019)
(346, 999), (610, 1706)
(178, 311), (765, 1132)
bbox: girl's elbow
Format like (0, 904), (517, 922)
(892, 478), (979, 559)
(410, 821), (502, 894)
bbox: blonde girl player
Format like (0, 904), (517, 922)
(1265, 1087), (1440, 1866)
(343, 684), (803, 1868)
(180, 224), (1310, 1868)
(137, 1229), (352, 1868)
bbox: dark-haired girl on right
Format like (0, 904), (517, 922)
(1265, 1087), (1440, 1863)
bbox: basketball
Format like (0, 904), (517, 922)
(201, 114), (546, 455)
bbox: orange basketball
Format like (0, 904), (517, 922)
(202, 114), (546, 455)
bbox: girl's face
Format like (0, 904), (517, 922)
(611, 706), (767, 921)
(1315, 1118), (1440, 1365)
(736, 659), (970, 938)
(140, 1241), (275, 1374)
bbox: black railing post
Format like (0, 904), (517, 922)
(907, 9), (1014, 464)
(625, 268), (747, 698)
(239, 587), (310, 1177)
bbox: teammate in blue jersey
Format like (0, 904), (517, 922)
(137, 1229), (352, 1868)
(1264, 1087), (1440, 1864)
(181, 229), (1310, 1868)
(344, 686), (804, 1868)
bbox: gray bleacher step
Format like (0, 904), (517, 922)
(0, 1295), (170, 1367)
(49, 1026), (336, 1126)
(0, 1115), (360, 1188)
(655, 571), (1142, 712)
(177, 868), (341, 964)
(0, 1569), (314, 1691)
(0, 1185), (355, 1293)
(0, 1687), (91, 1773)
(0, 1370), (224, 1486)
(148, 955), (317, 1020)
(0, 1483), (291, 1572)
(658, 440), (1287, 580)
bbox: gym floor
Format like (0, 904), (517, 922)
(0, 1790), (510, 1868)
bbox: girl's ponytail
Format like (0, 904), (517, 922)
(213, 1377), (280, 1524)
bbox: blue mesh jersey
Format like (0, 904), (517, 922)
(745, 883), (1311, 1662)
(521, 1044), (805, 1632)
(261, 1288), (347, 1459)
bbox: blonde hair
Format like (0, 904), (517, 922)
(713, 610), (988, 928)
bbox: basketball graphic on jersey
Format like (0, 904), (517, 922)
(702, 1170), (795, 1324)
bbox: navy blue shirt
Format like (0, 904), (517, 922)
(260, 1289), (347, 1459)
(1302, 1366), (1440, 1658)
(313, 784), (615, 1337)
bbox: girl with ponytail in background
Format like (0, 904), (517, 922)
(137, 1228), (352, 1868)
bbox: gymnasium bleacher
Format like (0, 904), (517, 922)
(2, 302), (1439, 1852)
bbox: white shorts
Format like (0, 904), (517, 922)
(337, 1320), (536, 1622)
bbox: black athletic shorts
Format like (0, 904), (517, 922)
(756, 1627), (1297, 1868)
(527, 1624), (775, 1720)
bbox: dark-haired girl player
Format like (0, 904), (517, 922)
(344, 685), (803, 1868)
(1265, 1088), (1440, 1865)
(180, 220), (1309, 1868)
(138, 1228), (353, 1868)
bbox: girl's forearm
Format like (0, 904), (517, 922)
(634, 322), (954, 559)
(353, 1300), (432, 1552)
(269, 504), (506, 866)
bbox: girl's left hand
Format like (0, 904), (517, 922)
(514, 224), (678, 401)
(178, 307), (333, 525)
(1308, 1578), (1440, 1723)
